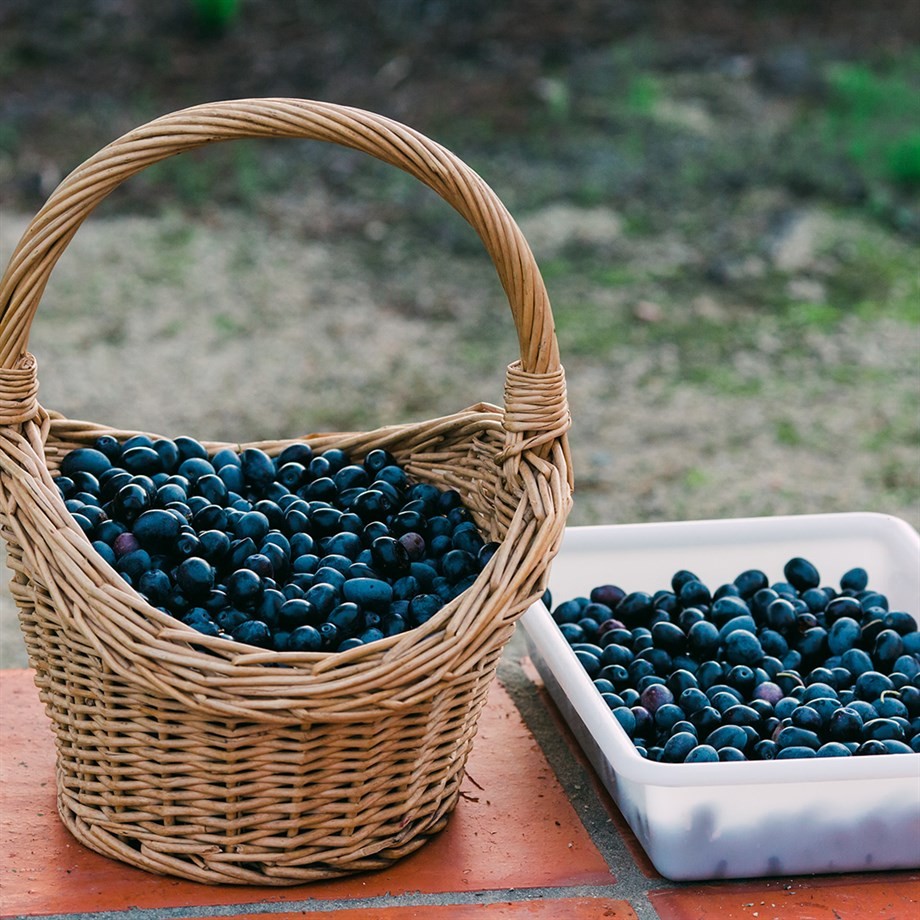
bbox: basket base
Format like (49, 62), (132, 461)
(57, 784), (458, 886)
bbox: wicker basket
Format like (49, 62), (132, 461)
(0, 99), (572, 885)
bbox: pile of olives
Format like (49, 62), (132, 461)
(548, 557), (920, 761)
(57, 435), (497, 653)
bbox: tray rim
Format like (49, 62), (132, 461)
(522, 511), (920, 789)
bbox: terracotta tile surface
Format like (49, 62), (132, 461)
(648, 872), (920, 920)
(183, 899), (637, 919)
(521, 657), (659, 880)
(3, 662), (916, 920)
(0, 668), (613, 917)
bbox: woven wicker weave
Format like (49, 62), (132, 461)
(0, 99), (572, 885)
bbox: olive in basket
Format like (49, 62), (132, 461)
(56, 436), (498, 653)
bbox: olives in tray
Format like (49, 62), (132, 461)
(547, 558), (919, 761)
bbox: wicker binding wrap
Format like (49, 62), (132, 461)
(0, 99), (572, 885)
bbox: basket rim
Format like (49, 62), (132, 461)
(6, 403), (569, 721)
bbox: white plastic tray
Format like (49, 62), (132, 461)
(520, 512), (920, 880)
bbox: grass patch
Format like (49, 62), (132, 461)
(782, 300), (843, 331)
(552, 300), (626, 356)
(824, 57), (920, 189)
(191, 0), (241, 37)
(680, 361), (765, 396)
(683, 466), (708, 490)
(776, 53), (920, 220)
(860, 399), (920, 453)
(132, 140), (298, 211)
(625, 73), (662, 116)
(212, 313), (247, 337)
(775, 417), (803, 446)
(831, 236), (920, 323)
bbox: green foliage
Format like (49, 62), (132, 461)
(782, 300), (842, 331)
(822, 57), (920, 189)
(625, 74), (661, 115)
(826, 229), (920, 323)
(191, 0), (241, 36)
(133, 141), (286, 210)
(885, 131), (920, 187)
(775, 418), (803, 446)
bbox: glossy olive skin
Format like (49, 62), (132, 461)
(57, 436), (493, 654)
(552, 557), (919, 762)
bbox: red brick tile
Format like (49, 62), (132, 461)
(0, 669), (613, 916)
(523, 656), (659, 879)
(183, 899), (637, 919)
(648, 872), (920, 920)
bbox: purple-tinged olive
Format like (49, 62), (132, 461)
(639, 682), (674, 714)
(590, 584), (626, 609)
(400, 532), (428, 562)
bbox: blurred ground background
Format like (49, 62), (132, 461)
(1, 1), (918, 666)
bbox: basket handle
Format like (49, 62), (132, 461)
(0, 99), (561, 408)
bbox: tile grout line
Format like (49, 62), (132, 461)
(496, 648), (678, 920)
(2, 883), (626, 920)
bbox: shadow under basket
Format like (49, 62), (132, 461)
(0, 99), (573, 885)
